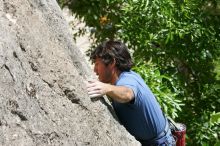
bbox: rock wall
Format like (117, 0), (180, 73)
(0, 0), (140, 145)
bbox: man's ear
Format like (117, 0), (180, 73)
(110, 58), (116, 68)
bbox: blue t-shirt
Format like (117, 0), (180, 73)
(112, 71), (166, 140)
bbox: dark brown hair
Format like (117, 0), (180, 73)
(90, 40), (134, 71)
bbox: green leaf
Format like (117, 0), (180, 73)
(210, 112), (220, 124)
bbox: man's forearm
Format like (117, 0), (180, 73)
(106, 85), (134, 103)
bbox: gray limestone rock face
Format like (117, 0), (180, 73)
(0, 0), (140, 145)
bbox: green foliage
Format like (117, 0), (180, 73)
(189, 112), (220, 146)
(57, 0), (123, 42)
(214, 58), (220, 80)
(211, 112), (220, 124)
(57, 0), (220, 145)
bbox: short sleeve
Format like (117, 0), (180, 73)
(116, 75), (138, 99)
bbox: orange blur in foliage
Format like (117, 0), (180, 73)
(99, 16), (109, 25)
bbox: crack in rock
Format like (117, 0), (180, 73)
(64, 89), (80, 104)
(2, 64), (15, 81)
(19, 42), (26, 52)
(11, 110), (28, 121)
(42, 79), (53, 88)
(29, 61), (38, 72)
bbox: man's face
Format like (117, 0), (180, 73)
(94, 58), (113, 83)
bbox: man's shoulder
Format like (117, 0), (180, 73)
(117, 71), (142, 84)
(120, 70), (141, 80)
(121, 70), (138, 76)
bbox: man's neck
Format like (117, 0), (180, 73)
(110, 69), (121, 85)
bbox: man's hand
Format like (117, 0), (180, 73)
(86, 79), (134, 103)
(86, 79), (110, 98)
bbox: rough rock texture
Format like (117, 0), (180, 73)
(0, 0), (140, 145)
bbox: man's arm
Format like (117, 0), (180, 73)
(86, 79), (134, 103)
